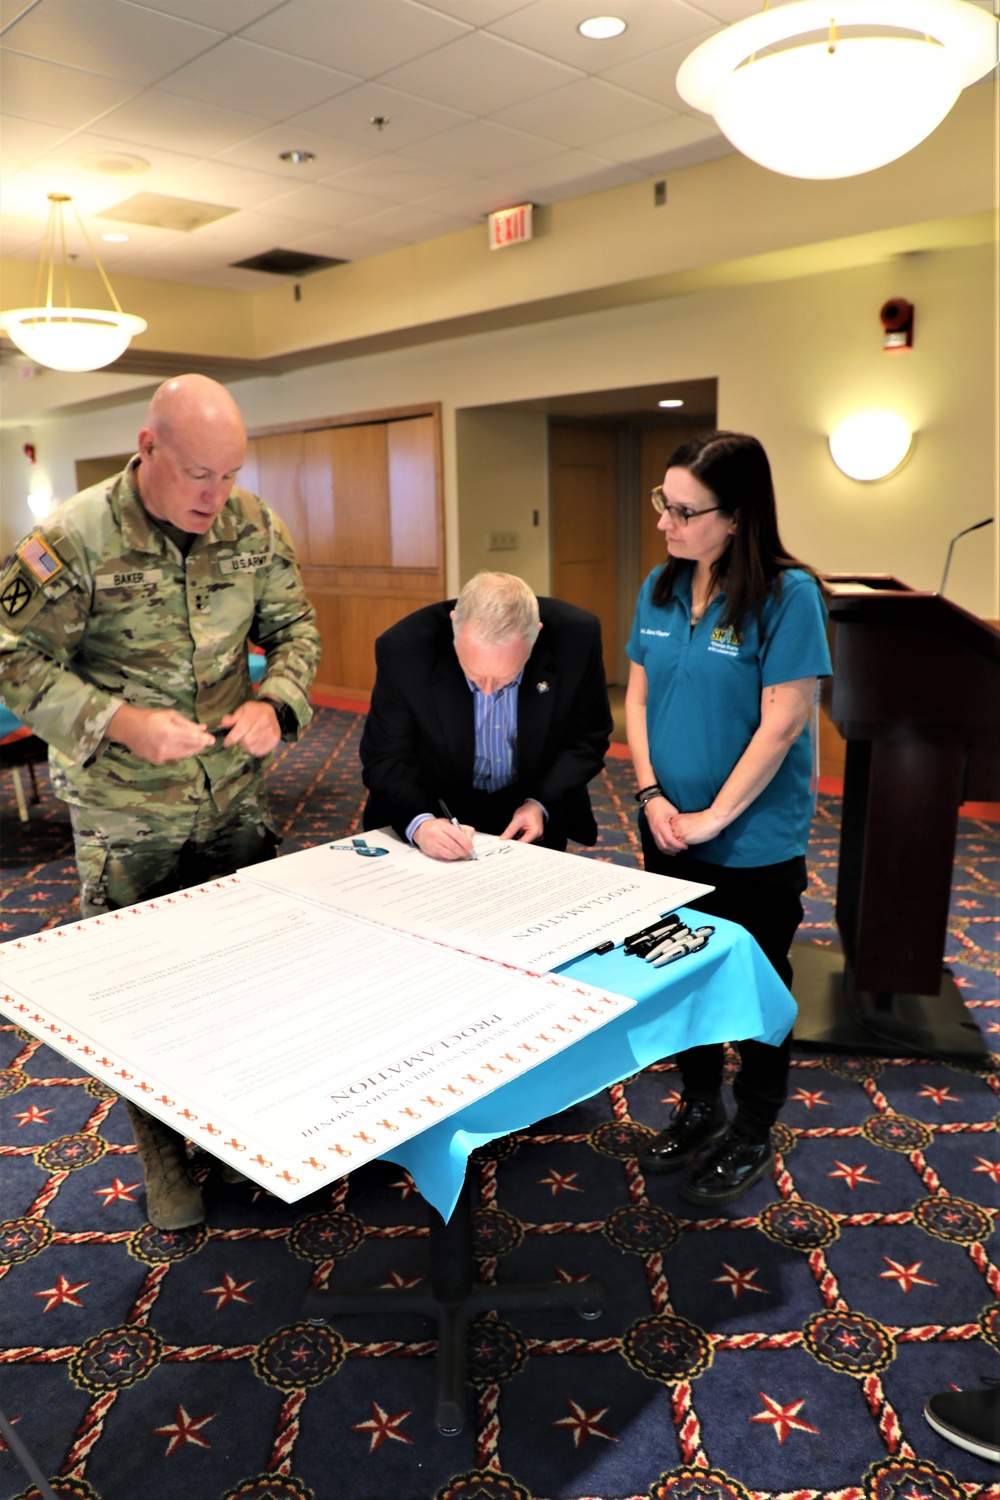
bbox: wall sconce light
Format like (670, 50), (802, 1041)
(27, 482), (54, 520)
(828, 410), (914, 481)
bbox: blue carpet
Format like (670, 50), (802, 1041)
(1, 707), (998, 1500)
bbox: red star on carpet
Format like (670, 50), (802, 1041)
(879, 1257), (937, 1292)
(351, 1401), (413, 1452)
(33, 1273), (89, 1313)
(712, 1262), (767, 1299)
(389, 1173), (417, 1199)
(659, 1089), (682, 1108)
(954, 898), (980, 908)
(951, 976), (971, 988)
(788, 1088), (832, 1110)
(552, 1397), (618, 1449)
(379, 1270), (422, 1289)
(152, 1405), (214, 1457)
(0, 1416), (20, 1451)
(749, 1392), (820, 1444)
(554, 1266), (590, 1283)
(986, 1023), (1000, 1036)
(92, 1177), (142, 1206)
(972, 1157), (1000, 1184)
(202, 1272), (254, 1310)
(537, 1167), (583, 1196)
(828, 1161), (879, 1189)
(11, 1104), (52, 1128)
(917, 1085), (961, 1106)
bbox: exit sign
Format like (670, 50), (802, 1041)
(488, 203), (533, 250)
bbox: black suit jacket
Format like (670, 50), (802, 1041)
(360, 597), (612, 846)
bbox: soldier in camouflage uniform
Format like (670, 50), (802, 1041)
(0, 374), (320, 1230)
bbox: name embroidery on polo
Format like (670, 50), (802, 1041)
(95, 569), (164, 589)
(640, 627), (671, 638)
(218, 553), (268, 574)
(707, 625), (743, 657)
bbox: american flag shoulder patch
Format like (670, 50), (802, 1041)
(17, 534), (65, 584)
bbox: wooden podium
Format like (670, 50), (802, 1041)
(793, 576), (1000, 1062)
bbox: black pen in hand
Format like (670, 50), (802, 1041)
(438, 799), (477, 861)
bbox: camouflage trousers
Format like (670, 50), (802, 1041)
(69, 780), (278, 919)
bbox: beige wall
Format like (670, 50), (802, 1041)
(4, 238), (996, 617)
(454, 409), (548, 592)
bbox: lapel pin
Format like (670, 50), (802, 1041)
(536, 680), (549, 693)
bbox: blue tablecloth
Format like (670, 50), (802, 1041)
(385, 911), (795, 1219)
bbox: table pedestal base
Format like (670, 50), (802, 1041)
(303, 1175), (605, 1436)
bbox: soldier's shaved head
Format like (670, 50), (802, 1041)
(137, 375), (247, 534)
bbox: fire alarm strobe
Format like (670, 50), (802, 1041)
(880, 297), (914, 352)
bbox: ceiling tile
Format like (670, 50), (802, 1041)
(260, 181), (390, 225)
(379, 30), (581, 116)
(0, 117), (71, 176)
(487, 0), (721, 70)
(288, 223), (408, 261)
(493, 77), (673, 149)
(408, 176), (520, 218)
(156, 159), (311, 210)
(0, 52), (140, 130)
(345, 201), (472, 241)
(682, 0), (773, 21)
(127, 0), (286, 30)
(3, 0), (224, 85)
(0, 0), (38, 25)
(214, 125), (376, 180)
(415, 1), (534, 22)
(156, 37), (359, 118)
(491, 147), (636, 198)
(320, 152), (470, 204)
(401, 117), (557, 174)
(243, 0), (470, 76)
(95, 91), (271, 158)
(24, 126), (197, 184)
(289, 82), (472, 151)
(600, 30), (721, 113)
(592, 111), (722, 166)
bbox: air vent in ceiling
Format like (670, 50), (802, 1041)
(97, 194), (236, 233)
(231, 248), (347, 276)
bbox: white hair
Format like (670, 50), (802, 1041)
(452, 572), (540, 647)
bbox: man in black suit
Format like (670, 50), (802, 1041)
(360, 572), (612, 860)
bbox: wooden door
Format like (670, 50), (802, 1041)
(550, 424), (618, 682)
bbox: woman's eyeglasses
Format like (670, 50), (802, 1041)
(650, 486), (721, 527)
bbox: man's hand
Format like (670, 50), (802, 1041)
(219, 699), (282, 756)
(499, 801), (545, 844)
(107, 704), (215, 765)
(643, 794), (688, 854)
(413, 817), (476, 861)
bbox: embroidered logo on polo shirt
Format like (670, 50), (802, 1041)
(708, 625), (743, 658)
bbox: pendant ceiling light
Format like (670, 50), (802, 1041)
(676, 0), (999, 180)
(0, 194), (147, 371)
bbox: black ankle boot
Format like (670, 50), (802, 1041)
(638, 1096), (727, 1174)
(678, 1124), (774, 1206)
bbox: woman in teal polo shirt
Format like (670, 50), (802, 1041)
(626, 431), (831, 1206)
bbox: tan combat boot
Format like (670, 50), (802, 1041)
(123, 1100), (205, 1230)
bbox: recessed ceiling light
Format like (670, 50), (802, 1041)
(658, 398), (684, 409)
(279, 149), (316, 165)
(100, 232), (129, 244)
(79, 152), (150, 176)
(578, 16), (626, 40)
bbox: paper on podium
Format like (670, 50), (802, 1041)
(240, 829), (713, 971)
(0, 875), (634, 1202)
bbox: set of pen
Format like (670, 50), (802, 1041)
(623, 914), (687, 958)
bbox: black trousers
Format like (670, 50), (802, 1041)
(640, 814), (807, 1139)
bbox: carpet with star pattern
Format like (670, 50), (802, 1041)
(1, 706), (998, 1500)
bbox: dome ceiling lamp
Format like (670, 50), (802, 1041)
(676, 0), (999, 180)
(0, 193), (147, 372)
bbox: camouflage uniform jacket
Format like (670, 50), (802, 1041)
(0, 458), (320, 817)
